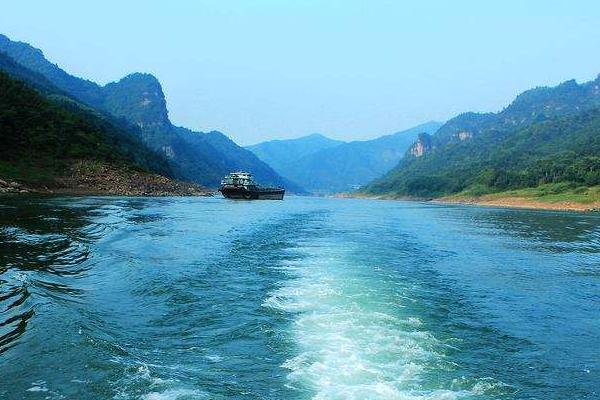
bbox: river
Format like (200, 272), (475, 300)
(0, 196), (598, 399)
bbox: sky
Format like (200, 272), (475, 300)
(2, 1), (600, 145)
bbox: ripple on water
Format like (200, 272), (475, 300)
(0, 276), (33, 354)
(1, 197), (597, 399)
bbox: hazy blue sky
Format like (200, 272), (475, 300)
(2, 1), (600, 144)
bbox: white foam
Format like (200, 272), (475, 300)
(142, 388), (207, 400)
(26, 386), (48, 392)
(204, 354), (223, 362)
(26, 381), (48, 392)
(265, 244), (469, 399)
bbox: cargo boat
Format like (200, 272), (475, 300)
(219, 172), (285, 200)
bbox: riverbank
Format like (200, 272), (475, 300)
(435, 196), (600, 212)
(0, 160), (212, 197)
(339, 184), (600, 212)
(437, 185), (600, 212)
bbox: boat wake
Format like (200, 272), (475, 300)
(263, 234), (508, 399)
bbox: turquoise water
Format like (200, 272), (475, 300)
(0, 196), (598, 399)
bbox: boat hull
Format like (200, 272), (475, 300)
(219, 186), (285, 200)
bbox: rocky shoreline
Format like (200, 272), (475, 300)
(0, 161), (213, 197)
(0, 179), (32, 194)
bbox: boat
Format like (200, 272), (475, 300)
(218, 172), (285, 200)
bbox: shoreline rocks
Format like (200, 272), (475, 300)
(0, 160), (213, 197)
(0, 179), (31, 194)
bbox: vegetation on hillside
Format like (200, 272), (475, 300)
(0, 70), (171, 184)
(365, 77), (600, 199)
(450, 182), (600, 205)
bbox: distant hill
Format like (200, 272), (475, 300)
(175, 127), (305, 192)
(248, 122), (442, 192)
(364, 77), (600, 197)
(246, 133), (344, 173)
(0, 33), (298, 190)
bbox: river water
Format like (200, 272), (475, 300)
(0, 196), (598, 399)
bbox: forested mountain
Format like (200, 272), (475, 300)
(0, 34), (296, 190)
(364, 77), (600, 197)
(0, 54), (178, 190)
(0, 50), (68, 96)
(248, 122), (442, 192)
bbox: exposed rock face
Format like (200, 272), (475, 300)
(364, 73), (600, 199)
(0, 35), (171, 130)
(60, 161), (212, 196)
(162, 145), (176, 159)
(102, 73), (171, 131)
(409, 133), (433, 157)
(457, 131), (472, 141)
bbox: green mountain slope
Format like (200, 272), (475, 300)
(0, 50), (67, 96)
(364, 77), (600, 198)
(249, 122), (442, 192)
(0, 33), (297, 190)
(0, 64), (175, 188)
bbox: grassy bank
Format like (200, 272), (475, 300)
(342, 182), (600, 212)
(438, 183), (600, 212)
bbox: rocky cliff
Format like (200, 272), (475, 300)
(408, 133), (433, 157)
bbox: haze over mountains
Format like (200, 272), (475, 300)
(0, 33), (300, 191)
(248, 122), (442, 192)
(247, 133), (344, 175)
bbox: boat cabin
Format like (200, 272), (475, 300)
(221, 172), (257, 187)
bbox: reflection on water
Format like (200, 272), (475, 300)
(0, 196), (598, 399)
(0, 197), (91, 355)
(0, 196), (172, 355)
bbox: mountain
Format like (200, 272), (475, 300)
(246, 133), (344, 173)
(248, 122), (442, 192)
(0, 51), (169, 173)
(0, 53), (208, 195)
(364, 76), (600, 197)
(0, 34), (298, 190)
